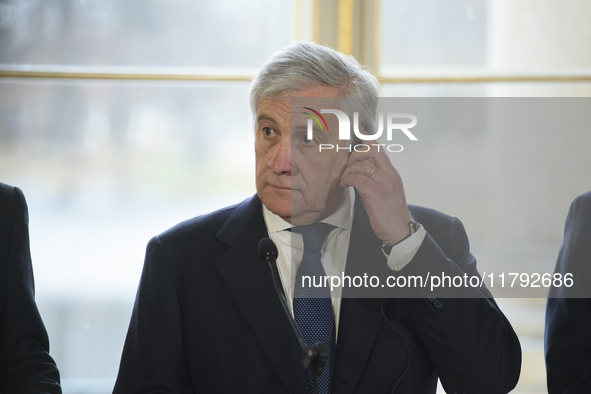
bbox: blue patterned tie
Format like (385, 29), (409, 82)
(292, 223), (336, 394)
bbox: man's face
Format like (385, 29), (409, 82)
(255, 85), (349, 225)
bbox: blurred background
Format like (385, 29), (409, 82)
(1, 0), (590, 393)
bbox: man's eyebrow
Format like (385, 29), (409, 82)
(293, 124), (328, 136)
(257, 114), (277, 124)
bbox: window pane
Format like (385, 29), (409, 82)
(380, 0), (487, 72)
(380, 0), (591, 74)
(0, 78), (256, 389)
(0, 0), (292, 70)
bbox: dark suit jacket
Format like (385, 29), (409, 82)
(545, 191), (591, 393)
(114, 193), (521, 393)
(0, 183), (61, 393)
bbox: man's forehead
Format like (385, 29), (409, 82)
(293, 96), (341, 111)
(293, 88), (341, 113)
(259, 86), (341, 110)
(257, 97), (341, 119)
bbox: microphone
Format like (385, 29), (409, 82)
(259, 238), (278, 268)
(258, 238), (327, 394)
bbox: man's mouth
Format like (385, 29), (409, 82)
(270, 184), (291, 190)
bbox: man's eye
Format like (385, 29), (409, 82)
(302, 135), (315, 144)
(263, 127), (275, 137)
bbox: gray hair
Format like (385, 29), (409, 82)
(249, 41), (381, 134)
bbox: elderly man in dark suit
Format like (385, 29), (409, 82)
(114, 42), (521, 393)
(0, 182), (61, 393)
(545, 190), (591, 393)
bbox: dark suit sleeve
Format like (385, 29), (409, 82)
(400, 216), (521, 394)
(545, 192), (591, 394)
(113, 235), (194, 394)
(0, 186), (61, 394)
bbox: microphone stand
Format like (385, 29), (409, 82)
(262, 246), (327, 394)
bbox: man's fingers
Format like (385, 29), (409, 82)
(340, 172), (374, 189)
(343, 160), (378, 176)
(340, 159), (378, 181)
(345, 145), (403, 185)
(347, 145), (392, 168)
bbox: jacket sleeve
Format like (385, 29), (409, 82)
(401, 216), (522, 394)
(545, 192), (591, 394)
(113, 235), (194, 394)
(0, 186), (61, 394)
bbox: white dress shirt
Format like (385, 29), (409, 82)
(262, 187), (426, 339)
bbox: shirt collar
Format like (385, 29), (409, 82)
(262, 187), (355, 233)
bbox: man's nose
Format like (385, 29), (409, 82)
(268, 138), (291, 174)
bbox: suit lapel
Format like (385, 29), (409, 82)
(333, 193), (390, 394)
(214, 195), (309, 394)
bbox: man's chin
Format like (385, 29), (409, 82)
(259, 191), (291, 220)
(289, 202), (330, 225)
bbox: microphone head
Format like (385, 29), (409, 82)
(258, 238), (278, 262)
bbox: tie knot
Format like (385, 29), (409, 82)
(292, 223), (335, 252)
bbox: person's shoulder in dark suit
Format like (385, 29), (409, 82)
(0, 182), (61, 394)
(545, 190), (591, 394)
(114, 193), (521, 394)
(113, 197), (260, 393)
